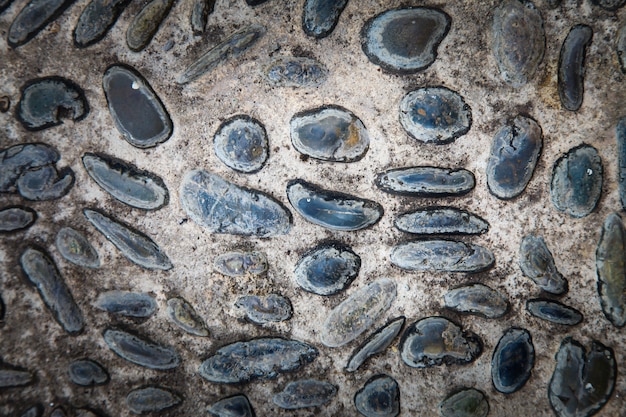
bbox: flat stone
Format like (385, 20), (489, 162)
(354, 374), (400, 417)
(302, 0), (348, 38)
(166, 297), (209, 336)
(491, 328), (534, 394)
(558, 25), (593, 111)
(519, 234), (567, 294)
(235, 293), (293, 324)
(55, 227), (100, 268)
(376, 166), (475, 197)
(103, 328), (181, 370)
(346, 316), (405, 372)
(616, 117), (626, 209)
(95, 291), (157, 318)
(208, 395), (255, 417)
(125, 0), (173, 51)
(214, 250), (268, 277)
(444, 283), (509, 319)
(68, 359), (109, 386)
(273, 379), (337, 409)
(0, 366), (34, 388)
(395, 207), (489, 235)
(126, 386), (181, 414)
(294, 242), (360, 296)
(190, 0), (215, 35)
(0, 206), (37, 232)
(7, 0), (74, 47)
(0, 143), (59, 192)
(391, 240), (495, 273)
(596, 213), (626, 327)
(265, 56), (327, 87)
(439, 388), (489, 417)
(213, 115), (268, 173)
(16, 165), (74, 201)
(526, 299), (583, 326)
(73, 0), (131, 47)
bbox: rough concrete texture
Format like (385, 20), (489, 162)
(1, 0), (626, 415)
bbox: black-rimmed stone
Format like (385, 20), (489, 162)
(265, 56), (327, 87)
(126, 386), (181, 414)
(491, 328), (534, 394)
(0, 365), (34, 388)
(68, 359), (109, 386)
(444, 284), (509, 319)
(391, 240), (495, 273)
(616, 118), (626, 209)
(125, 0), (174, 52)
(439, 388), (489, 417)
(214, 250), (268, 277)
(519, 234), (567, 295)
(103, 328), (180, 370)
(354, 374), (400, 417)
(294, 242), (360, 296)
(235, 294), (292, 324)
(596, 213), (626, 327)
(346, 317), (405, 372)
(0, 143), (59, 192)
(190, 0), (215, 35)
(7, 0), (74, 47)
(590, 0), (625, 10)
(214, 115), (268, 173)
(209, 395), (255, 417)
(55, 227), (100, 268)
(526, 299), (583, 326)
(16, 165), (74, 200)
(18, 405), (43, 417)
(302, 0), (347, 39)
(273, 379), (337, 409)
(95, 291), (157, 318)
(0, 206), (36, 232)
(167, 297), (209, 336)
(376, 166), (475, 197)
(558, 25), (593, 111)
(395, 207), (489, 235)
(618, 25), (626, 73)
(73, 0), (131, 47)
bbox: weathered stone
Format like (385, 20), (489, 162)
(395, 207), (489, 235)
(346, 316), (405, 372)
(391, 240), (495, 273)
(190, 0), (215, 35)
(617, 24), (626, 73)
(0, 366), (34, 388)
(439, 388), (489, 417)
(68, 359), (109, 386)
(376, 166), (475, 197)
(302, 0), (348, 38)
(526, 299), (583, 326)
(7, 0), (74, 47)
(125, 0), (173, 51)
(16, 165), (74, 200)
(167, 297), (209, 336)
(208, 395), (255, 417)
(615, 117), (626, 209)
(0, 206), (36, 232)
(519, 234), (567, 294)
(73, 0), (131, 47)
(491, 328), (534, 394)
(18, 405), (43, 417)
(354, 374), (400, 417)
(596, 213), (626, 327)
(590, 0), (625, 10)
(558, 25), (593, 111)
(214, 250), (268, 277)
(214, 115), (268, 173)
(95, 291), (157, 318)
(126, 386), (181, 414)
(444, 284), (509, 319)
(103, 328), (181, 370)
(55, 227), (100, 268)
(0, 143), (59, 192)
(235, 293), (293, 324)
(294, 242), (360, 296)
(265, 56), (327, 87)
(273, 379), (337, 409)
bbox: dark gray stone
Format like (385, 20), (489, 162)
(0, 206), (36, 232)
(294, 242), (360, 296)
(125, 0), (173, 51)
(208, 395), (255, 417)
(273, 379), (337, 409)
(596, 213), (626, 327)
(444, 284), (509, 319)
(391, 240), (495, 273)
(7, 0), (74, 47)
(73, 0), (130, 47)
(16, 165), (74, 200)
(68, 359), (109, 386)
(0, 143), (58, 192)
(376, 166), (475, 197)
(558, 25), (593, 111)
(439, 388), (489, 417)
(235, 293), (292, 324)
(302, 0), (348, 38)
(346, 317), (405, 372)
(55, 227), (100, 268)
(190, 0), (215, 35)
(395, 207), (489, 235)
(95, 291), (157, 318)
(519, 234), (567, 294)
(616, 117), (626, 209)
(355, 375), (399, 417)
(0, 366), (33, 388)
(213, 115), (268, 173)
(526, 299), (583, 326)
(617, 24), (626, 73)
(491, 328), (534, 394)
(126, 386), (181, 414)
(103, 328), (181, 370)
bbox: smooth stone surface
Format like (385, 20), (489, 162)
(208, 395), (255, 417)
(491, 328), (534, 394)
(0, 367), (34, 388)
(214, 115), (268, 173)
(391, 240), (495, 273)
(17, 77), (88, 131)
(290, 105), (369, 162)
(73, 0), (130, 47)
(20, 247), (84, 334)
(0, 206), (36, 232)
(95, 291), (157, 318)
(294, 242), (360, 296)
(439, 388), (489, 417)
(492, 0), (545, 87)
(616, 117), (626, 209)
(16, 165), (74, 200)
(346, 316), (405, 372)
(618, 24), (626, 73)
(361, 7), (451, 73)
(375, 166), (475, 197)
(444, 284), (509, 319)
(198, 338), (318, 383)
(519, 234), (567, 294)
(235, 293), (293, 324)
(68, 359), (109, 386)
(395, 207), (489, 235)
(526, 299), (583, 326)
(550, 144), (603, 218)
(549, 338), (616, 417)
(178, 25), (265, 84)
(400, 316), (482, 368)
(273, 379), (337, 409)
(103, 65), (173, 148)
(354, 374), (400, 417)
(0, 143), (59, 192)
(302, 0), (347, 38)
(287, 179), (383, 231)
(558, 25), (593, 111)
(596, 213), (626, 327)
(103, 328), (181, 370)
(55, 227), (100, 268)
(167, 297), (209, 336)
(214, 250), (268, 277)
(125, 0), (173, 51)
(399, 87), (471, 144)
(84, 208), (172, 270)
(7, 0), (74, 47)
(590, 0), (625, 10)
(265, 56), (327, 87)
(82, 152), (169, 210)
(321, 278), (396, 348)
(180, 169), (292, 237)
(190, 0), (215, 35)
(126, 386), (181, 414)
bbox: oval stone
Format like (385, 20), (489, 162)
(444, 284), (509, 319)
(73, 0), (131, 47)
(125, 0), (174, 52)
(346, 316), (405, 372)
(55, 227), (100, 268)
(439, 388), (489, 417)
(180, 170), (292, 237)
(519, 234), (567, 295)
(167, 297), (209, 336)
(376, 166), (475, 197)
(491, 328), (534, 394)
(0, 206), (36, 232)
(0, 367), (34, 388)
(95, 291), (157, 318)
(214, 115), (268, 173)
(361, 8), (451, 74)
(302, 0), (348, 39)
(214, 250), (268, 277)
(103, 328), (181, 370)
(68, 359), (109, 386)
(265, 56), (328, 87)
(596, 213), (626, 327)
(558, 25), (593, 111)
(290, 105), (369, 162)
(287, 179), (383, 231)
(321, 278), (397, 348)
(354, 374), (400, 417)
(7, 0), (74, 47)
(526, 299), (583, 326)
(395, 207), (489, 235)
(486, 116), (542, 200)
(391, 240), (495, 273)
(616, 117), (626, 209)
(103, 64), (173, 148)
(273, 379), (337, 409)
(235, 293), (293, 324)
(0, 143), (59, 192)
(126, 386), (181, 414)
(399, 87), (472, 144)
(550, 144), (603, 218)
(16, 165), (74, 201)
(208, 395), (255, 417)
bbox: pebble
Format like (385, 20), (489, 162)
(558, 25), (593, 111)
(519, 234), (567, 295)
(213, 115), (269, 173)
(290, 105), (369, 162)
(0, 95), (9, 112)
(126, 386), (181, 414)
(439, 388), (489, 417)
(273, 379), (337, 409)
(617, 24), (626, 73)
(74, 0), (130, 47)
(491, 328), (534, 394)
(208, 395), (255, 417)
(18, 405), (42, 417)
(125, 0), (173, 51)
(0, 367), (34, 388)
(95, 291), (157, 318)
(354, 374), (400, 417)
(526, 299), (583, 326)
(265, 56), (327, 87)
(0, 143), (59, 192)
(321, 278), (396, 348)
(68, 359), (109, 386)
(376, 166), (475, 197)
(190, 0), (215, 35)
(294, 242), (360, 296)
(103, 328), (181, 370)
(346, 316), (405, 372)
(302, 0), (348, 38)
(235, 293), (293, 324)
(7, 0), (74, 47)
(444, 283), (509, 319)
(166, 297), (209, 336)
(391, 240), (495, 273)
(596, 213), (626, 327)
(55, 227), (100, 268)
(16, 165), (74, 201)
(0, 206), (37, 232)
(50, 407), (66, 417)
(395, 207), (489, 235)
(590, 0), (625, 10)
(213, 250), (268, 277)
(616, 117), (626, 209)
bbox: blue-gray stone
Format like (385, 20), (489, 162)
(180, 169), (292, 237)
(0, 206), (36, 232)
(618, 24), (626, 73)
(19, 405), (43, 417)
(213, 115), (268, 173)
(235, 293), (292, 324)
(103, 328), (181, 370)
(399, 87), (471, 144)
(302, 0), (348, 39)
(7, 0), (74, 47)
(391, 240), (495, 273)
(16, 165), (74, 201)
(0, 143), (59, 192)
(273, 379), (337, 409)
(190, 0), (215, 35)
(361, 7), (451, 74)
(208, 395), (255, 417)
(265, 56), (327, 87)
(526, 299), (583, 326)
(439, 388), (489, 417)
(68, 359), (109, 386)
(0, 366), (34, 388)
(354, 374), (399, 417)
(294, 242), (360, 296)
(616, 117), (626, 209)
(491, 328), (534, 394)
(167, 297), (209, 336)
(376, 166), (475, 197)
(55, 227), (100, 268)
(198, 338), (318, 383)
(126, 386), (181, 414)
(558, 25), (593, 111)
(346, 317), (404, 372)
(395, 207), (489, 235)
(444, 284), (509, 319)
(519, 234), (567, 295)
(125, 0), (174, 51)
(73, 0), (130, 47)
(95, 291), (157, 318)
(596, 213), (626, 327)
(590, 0), (625, 10)
(214, 250), (268, 277)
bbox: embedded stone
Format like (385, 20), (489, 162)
(549, 338), (616, 417)
(558, 25), (593, 111)
(0, 0), (13, 14)
(0, 366), (34, 388)
(103, 328), (181, 370)
(167, 297), (209, 336)
(19, 405), (43, 417)
(50, 408), (66, 417)
(550, 144), (603, 218)
(395, 207), (489, 235)
(73, 0), (131, 47)
(55, 227), (100, 268)
(213, 115), (268, 173)
(126, 386), (181, 414)
(84, 208), (172, 270)
(214, 250), (268, 277)
(0, 96), (9, 112)
(198, 337), (318, 383)
(519, 234), (567, 294)
(178, 25), (265, 84)
(20, 247), (84, 334)
(444, 284), (509, 319)
(235, 293), (293, 324)
(355, 375), (399, 417)
(273, 379), (337, 409)
(287, 179), (383, 231)
(492, 0), (545, 87)
(16, 165), (74, 200)
(391, 240), (495, 273)
(0, 294), (4, 321)
(125, 0), (174, 51)
(617, 24), (626, 73)
(361, 8), (451, 74)
(0, 206), (36, 232)
(265, 56), (328, 87)
(68, 359), (109, 386)
(321, 278), (396, 348)
(180, 169), (292, 237)
(190, 0), (215, 35)
(346, 316), (405, 372)
(103, 65), (173, 148)
(616, 117), (626, 209)
(596, 213), (626, 327)
(400, 316), (482, 368)
(526, 299), (583, 326)
(208, 395), (255, 417)
(491, 328), (534, 394)
(7, 0), (74, 47)
(399, 87), (472, 144)
(294, 242), (360, 296)
(439, 388), (489, 417)
(290, 105), (369, 162)
(17, 77), (88, 131)
(302, 0), (347, 38)
(0, 143), (59, 192)
(376, 166), (475, 197)
(95, 291), (157, 318)
(590, 0), (625, 10)
(82, 152), (169, 210)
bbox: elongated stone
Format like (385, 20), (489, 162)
(84, 208), (172, 270)
(190, 0), (215, 35)
(596, 213), (626, 327)
(214, 250), (267, 277)
(616, 117), (626, 209)
(73, 0), (131, 47)
(265, 56), (327, 87)
(214, 115), (269, 173)
(95, 291), (157, 318)
(17, 77), (89, 131)
(7, 0), (74, 47)
(167, 297), (209, 336)
(126, 0), (173, 51)
(178, 25), (265, 84)
(180, 170), (292, 237)
(302, 0), (347, 38)
(355, 374), (400, 417)
(199, 338), (318, 383)
(0, 206), (36, 232)
(439, 388), (489, 417)
(126, 386), (181, 414)
(103, 328), (180, 370)
(103, 65), (173, 148)
(20, 247), (84, 334)
(287, 179), (382, 231)
(492, 0), (545, 87)
(0, 366), (34, 388)
(82, 153), (169, 210)
(491, 328), (534, 394)
(346, 316), (405, 372)
(590, 0), (625, 10)
(55, 227), (100, 268)
(235, 293), (293, 324)
(617, 24), (626, 73)
(519, 234), (567, 294)
(294, 242), (360, 296)
(209, 395), (254, 417)
(321, 278), (396, 348)
(559, 25), (593, 111)
(68, 359), (109, 386)
(17, 165), (74, 200)
(376, 166), (475, 197)
(526, 299), (583, 326)
(0, 143), (59, 192)
(273, 379), (337, 409)
(486, 116), (543, 199)
(395, 207), (489, 235)
(400, 316), (482, 368)
(391, 240), (495, 273)
(444, 284), (509, 319)
(290, 106), (369, 162)
(551, 144), (603, 218)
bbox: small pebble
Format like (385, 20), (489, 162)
(519, 234), (567, 295)
(68, 359), (109, 386)
(55, 227), (100, 268)
(125, 0), (174, 51)
(294, 242), (360, 296)
(491, 328), (535, 394)
(126, 386), (181, 414)
(235, 293), (293, 324)
(208, 395), (255, 417)
(167, 297), (209, 336)
(213, 250), (268, 277)
(8, 0), (74, 47)
(376, 166), (475, 197)
(0, 206), (37, 232)
(354, 374), (400, 417)
(103, 328), (181, 370)
(439, 388), (489, 417)
(273, 379), (337, 409)
(346, 317), (405, 372)
(95, 291), (157, 318)
(558, 25), (593, 111)
(302, 0), (348, 38)
(213, 115), (269, 173)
